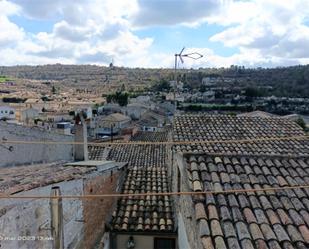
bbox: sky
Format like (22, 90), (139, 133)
(1, 0), (309, 68)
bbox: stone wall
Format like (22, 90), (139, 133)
(0, 179), (84, 249)
(173, 153), (201, 249)
(82, 168), (125, 249)
(0, 122), (74, 167)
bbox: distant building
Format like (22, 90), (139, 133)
(202, 76), (218, 86)
(56, 122), (72, 135)
(95, 113), (131, 136)
(130, 95), (151, 104)
(99, 103), (122, 115)
(124, 103), (148, 120)
(0, 106), (15, 120)
(15, 107), (40, 125)
(136, 110), (166, 132)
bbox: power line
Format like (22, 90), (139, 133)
(1, 184), (309, 199)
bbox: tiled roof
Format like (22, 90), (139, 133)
(175, 138), (309, 156)
(173, 114), (308, 156)
(88, 146), (111, 161)
(89, 131), (175, 233)
(174, 115), (304, 142)
(101, 113), (131, 122)
(0, 162), (96, 195)
(185, 154), (309, 249)
(131, 131), (168, 142)
(89, 144), (166, 167)
(107, 144), (166, 167)
(110, 166), (174, 232)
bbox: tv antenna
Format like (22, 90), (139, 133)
(173, 47), (203, 111)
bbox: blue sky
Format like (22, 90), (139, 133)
(135, 24), (239, 56)
(10, 15), (56, 34)
(1, 0), (309, 68)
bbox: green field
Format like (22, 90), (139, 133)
(0, 75), (11, 83)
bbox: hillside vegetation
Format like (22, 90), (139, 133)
(0, 64), (308, 97)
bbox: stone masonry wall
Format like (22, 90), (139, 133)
(173, 153), (201, 249)
(0, 122), (74, 167)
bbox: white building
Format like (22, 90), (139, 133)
(95, 113), (131, 136)
(16, 107), (40, 124)
(0, 106), (16, 120)
(124, 103), (148, 120)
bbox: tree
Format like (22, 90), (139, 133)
(295, 117), (306, 131)
(52, 86), (56, 94)
(106, 91), (129, 106)
(244, 87), (263, 98)
(152, 79), (171, 92)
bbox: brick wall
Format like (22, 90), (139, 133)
(82, 169), (124, 249)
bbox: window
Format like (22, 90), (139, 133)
(154, 238), (176, 249)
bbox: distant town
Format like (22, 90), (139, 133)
(0, 64), (309, 249)
(0, 64), (308, 138)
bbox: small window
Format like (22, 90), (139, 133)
(154, 238), (176, 249)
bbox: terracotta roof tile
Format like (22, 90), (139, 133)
(0, 162), (96, 195)
(195, 203), (207, 220)
(109, 132), (174, 233)
(226, 237), (241, 249)
(198, 219), (210, 237)
(210, 219), (223, 237)
(254, 239), (268, 249)
(185, 150), (309, 248)
(222, 221), (236, 238)
(173, 114), (308, 156)
(201, 236), (214, 249)
(176, 115), (309, 249)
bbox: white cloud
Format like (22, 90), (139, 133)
(0, 0), (309, 68)
(0, 1), (24, 47)
(132, 0), (222, 27)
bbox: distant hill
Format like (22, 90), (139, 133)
(0, 64), (308, 97)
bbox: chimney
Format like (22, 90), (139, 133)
(74, 112), (88, 161)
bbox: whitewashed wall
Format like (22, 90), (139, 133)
(0, 122), (74, 167)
